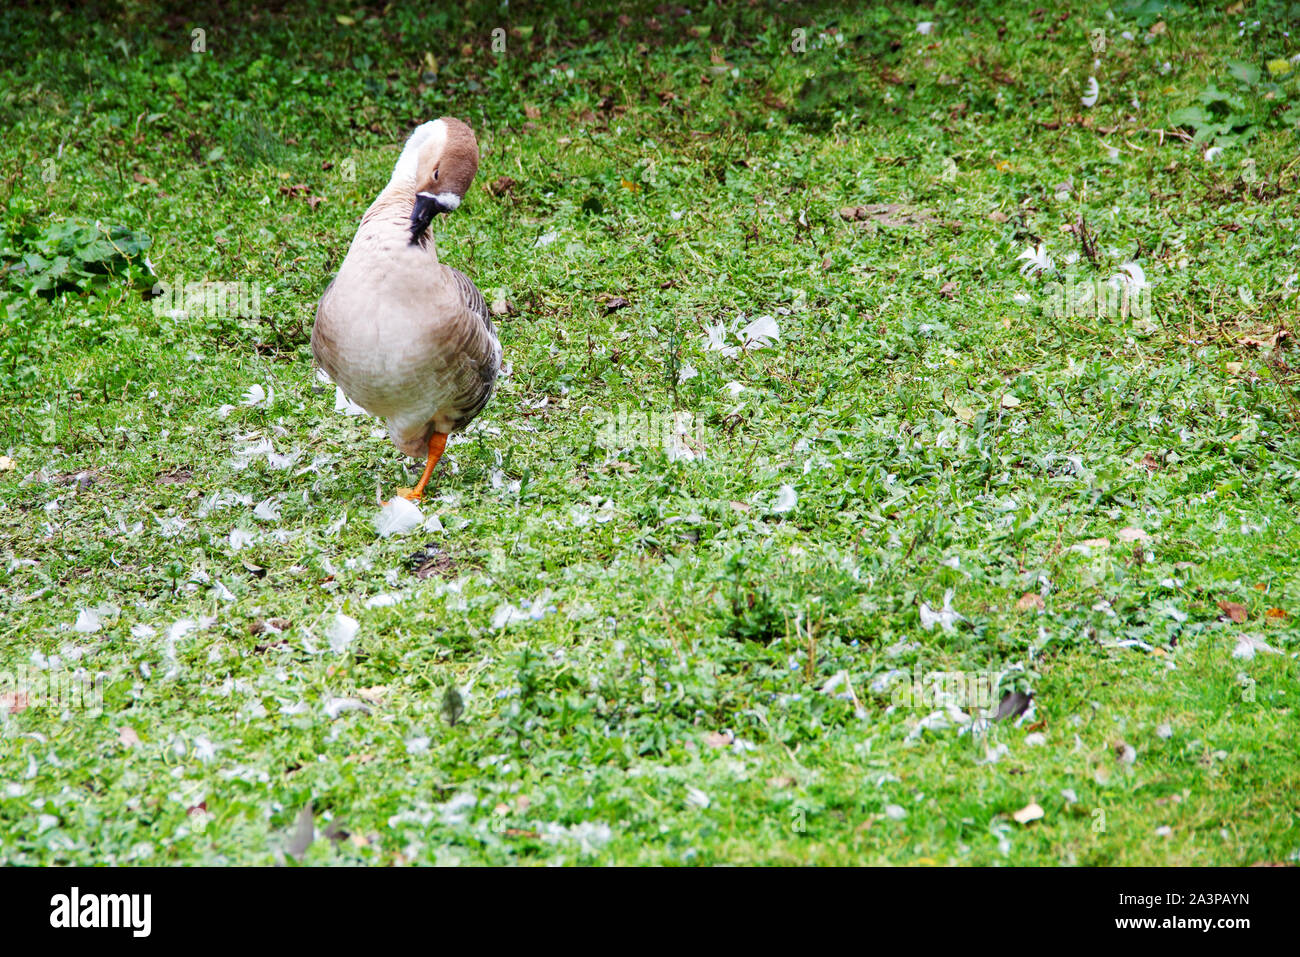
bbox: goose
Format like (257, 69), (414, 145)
(312, 117), (500, 502)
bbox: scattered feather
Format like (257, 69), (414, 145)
(1111, 262), (1150, 291)
(701, 321), (739, 358)
(1232, 634), (1277, 660)
(325, 613), (360, 654)
(334, 387), (368, 416)
(539, 821), (612, 854)
(241, 384), (273, 408)
(907, 703), (972, 740)
(374, 497), (423, 538)
(1081, 75), (1100, 107)
(286, 803), (314, 861)
(73, 608), (103, 634)
(1013, 802), (1044, 824)
(771, 484), (798, 514)
(737, 314), (780, 351)
(253, 497), (281, 521)
(919, 589), (964, 633)
(323, 696), (370, 719)
(1016, 243), (1055, 276)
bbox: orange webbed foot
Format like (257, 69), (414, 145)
(383, 432), (447, 505)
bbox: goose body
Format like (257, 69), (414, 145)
(312, 118), (498, 498)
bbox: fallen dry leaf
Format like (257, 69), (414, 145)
(0, 455), (14, 472)
(1217, 600), (1248, 623)
(1117, 527), (1150, 542)
(118, 727), (141, 748)
(988, 210), (1009, 223)
(1265, 608), (1287, 619)
(1073, 538), (1111, 553)
(249, 617), (291, 635)
(1016, 592), (1045, 612)
(1241, 328), (1288, 350)
(1, 691), (29, 715)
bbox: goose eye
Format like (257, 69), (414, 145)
(433, 169), (439, 181)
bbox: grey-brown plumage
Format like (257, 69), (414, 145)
(312, 118), (500, 474)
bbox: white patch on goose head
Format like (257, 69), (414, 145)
(392, 119), (448, 184)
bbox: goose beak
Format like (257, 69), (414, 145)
(410, 192), (461, 243)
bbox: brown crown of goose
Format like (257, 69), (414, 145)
(417, 117), (479, 200)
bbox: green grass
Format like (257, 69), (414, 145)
(1, 0), (1299, 865)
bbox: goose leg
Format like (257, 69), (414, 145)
(400, 431), (448, 502)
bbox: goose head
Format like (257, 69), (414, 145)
(407, 117), (479, 243)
